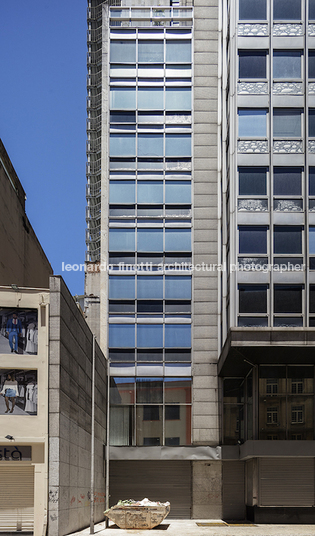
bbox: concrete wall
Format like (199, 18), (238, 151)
(191, 0), (222, 519)
(192, 461), (222, 519)
(48, 276), (107, 536)
(0, 139), (52, 288)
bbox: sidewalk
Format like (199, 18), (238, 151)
(68, 519), (315, 536)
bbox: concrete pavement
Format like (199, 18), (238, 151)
(68, 519), (315, 536)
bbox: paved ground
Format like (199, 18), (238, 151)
(68, 519), (315, 536)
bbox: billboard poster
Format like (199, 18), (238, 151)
(0, 369), (37, 415)
(0, 308), (38, 355)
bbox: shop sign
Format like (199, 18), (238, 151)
(0, 446), (31, 461)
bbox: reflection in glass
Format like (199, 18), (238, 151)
(110, 40), (136, 62)
(138, 41), (164, 63)
(110, 377), (135, 404)
(137, 324), (163, 348)
(165, 324), (191, 348)
(165, 405), (191, 445)
(273, 51), (301, 79)
(110, 406), (134, 445)
(109, 324), (135, 348)
(110, 180), (135, 204)
(136, 378), (163, 403)
(166, 40), (191, 62)
(136, 405), (163, 446)
(137, 229), (163, 252)
(165, 378), (191, 403)
(109, 276), (135, 299)
(165, 181), (191, 203)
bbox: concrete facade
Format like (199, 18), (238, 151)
(48, 276), (107, 536)
(0, 139), (52, 289)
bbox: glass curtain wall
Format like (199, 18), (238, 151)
(108, 22), (193, 446)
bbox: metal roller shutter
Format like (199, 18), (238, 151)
(0, 466), (34, 532)
(110, 460), (191, 518)
(222, 461), (246, 520)
(259, 458), (315, 507)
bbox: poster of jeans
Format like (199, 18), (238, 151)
(0, 369), (37, 415)
(0, 308), (38, 355)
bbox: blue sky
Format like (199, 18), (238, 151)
(0, 0), (87, 296)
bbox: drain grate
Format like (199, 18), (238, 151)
(196, 521), (257, 527)
(196, 522), (228, 527)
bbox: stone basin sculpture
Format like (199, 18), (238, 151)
(104, 498), (171, 529)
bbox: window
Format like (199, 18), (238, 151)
(273, 0), (301, 20)
(138, 134), (163, 157)
(165, 276), (191, 300)
(137, 229), (163, 252)
(266, 379), (278, 394)
(110, 180), (135, 204)
(137, 276), (163, 299)
(273, 109), (301, 137)
(109, 324), (135, 348)
(109, 229), (135, 251)
(309, 227), (315, 254)
(238, 167), (267, 195)
(309, 168), (315, 195)
(239, 51), (267, 79)
(239, 226), (267, 254)
(110, 40), (136, 62)
(310, 0), (315, 20)
(291, 380), (303, 394)
(166, 40), (191, 63)
(309, 109), (315, 137)
(110, 134), (136, 156)
(273, 51), (301, 79)
(267, 407), (278, 424)
(165, 181), (191, 203)
(165, 134), (191, 157)
(274, 226), (302, 254)
(239, 285), (268, 313)
(223, 378), (246, 444)
(310, 285), (315, 313)
(165, 88), (191, 111)
(137, 325), (163, 347)
(138, 88), (164, 110)
(273, 167), (302, 195)
(110, 88), (136, 110)
(238, 109), (267, 137)
(165, 325), (191, 348)
(259, 366), (314, 440)
(239, 0), (266, 20)
(309, 51), (315, 78)
(165, 405), (180, 420)
(110, 111), (136, 123)
(137, 181), (163, 204)
(138, 40), (164, 63)
(274, 285), (303, 313)
(291, 405), (304, 423)
(238, 317), (268, 327)
(110, 376), (192, 446)
(109, 276), (135, 299)
(165, 229), (191, 251)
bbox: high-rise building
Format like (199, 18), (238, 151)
(86, 0), (315, 522)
